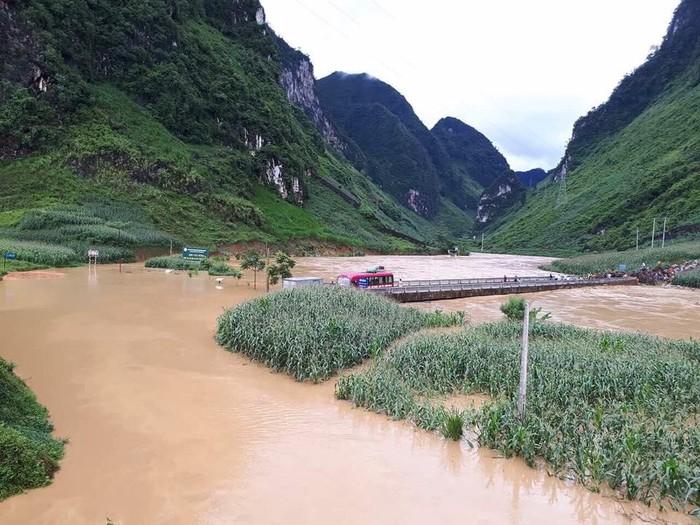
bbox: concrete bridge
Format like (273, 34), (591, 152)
(370, 276), (638, 303)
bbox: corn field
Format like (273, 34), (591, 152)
(0, 238), (79, 266)
(0, 206), (178, 267)
(336, 321), (700, 510)
(215, 286), (463, 382)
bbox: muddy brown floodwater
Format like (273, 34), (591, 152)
(0, 255), (697, 524)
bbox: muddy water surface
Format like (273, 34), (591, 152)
(0, 256), (696, 524)
(298, 254), (700, 339)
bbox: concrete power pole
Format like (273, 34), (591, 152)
(517, 301), (530, 420)
(651, 218), (656, 249)
(662, 217), (667, 248)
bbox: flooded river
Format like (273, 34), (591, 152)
(0, 255), (697, 524)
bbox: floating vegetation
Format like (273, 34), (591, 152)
(216, 286), (463, 382)
(337, 321), (700, 510)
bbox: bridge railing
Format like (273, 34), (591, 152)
(372, 276), (634, 295)
(395, 275), (576, 288)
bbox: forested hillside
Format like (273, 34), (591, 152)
(0, 0), (467, 256)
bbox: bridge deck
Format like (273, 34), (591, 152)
(370, 276), (638, 303)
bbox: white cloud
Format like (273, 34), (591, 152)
(263, 0), (679, 171)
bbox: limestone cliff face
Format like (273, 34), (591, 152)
(275, 38), (344, 150)
(475, 173), (525, 227)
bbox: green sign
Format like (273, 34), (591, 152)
(182, 247), (208, 261)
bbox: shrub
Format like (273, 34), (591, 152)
(207, 261), (242, 278)
(145, 255), (200, 271)
(442, 412), (464, 441)
(216, 286), (462, 382)
(500, 297), (551, 322)
(673, 268), (700, 288)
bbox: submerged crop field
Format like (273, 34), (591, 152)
(0, 358), (64, 500)
(216, 286), (463, 382)
(545, 241), (700, 275)
(0, 206), (178, 267)
(337, 321), (700, 511)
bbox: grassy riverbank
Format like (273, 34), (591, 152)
(0, 358), (64, 500)
(337, 321), (700, 511)
(216, 286), (463, 382)
(545, 241), (700, 275)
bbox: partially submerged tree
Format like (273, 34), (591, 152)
(266, 251), (296, 291)
(239, 251), (265, 289)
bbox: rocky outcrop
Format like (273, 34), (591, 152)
(275, 39), (344, 150)
(263, 159), (304, 204)
(475, 173), (525, 227)
(0, 2), (41, 86)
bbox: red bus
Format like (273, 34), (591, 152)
(337, 271), (395, 289)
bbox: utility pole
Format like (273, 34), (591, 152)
(265, 242), (271, 293)
(481, 233), (485, 252)
(169, 239), (173, 256)
(651, 218), (656, 249)
(636, 228), (639, 251)
(517, 301), (530, 420)
(662, 217), (667, 248)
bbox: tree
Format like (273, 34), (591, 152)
(239, 251), (265, 289)
(266, 251), (296, 291)
(500, 297), (551, 323)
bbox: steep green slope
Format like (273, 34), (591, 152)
(0, 357), (64, 500)
(317, 73), (477, 221)
(0, 0), (444, 257)
(488, 0), (700, 253)
(489, 75), (700, 254)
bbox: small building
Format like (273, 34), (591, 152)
(283, 277), (323, 289)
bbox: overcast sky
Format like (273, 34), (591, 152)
(263, 0), (680, 171)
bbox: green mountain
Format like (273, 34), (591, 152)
(316, 73), (519, 240)
(515, 168), (548, 188)
(0, 0), (463, 256)
(317, 72), (454, 217)
(432, 117), (510, 188)
(488, 0), (700, 253)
